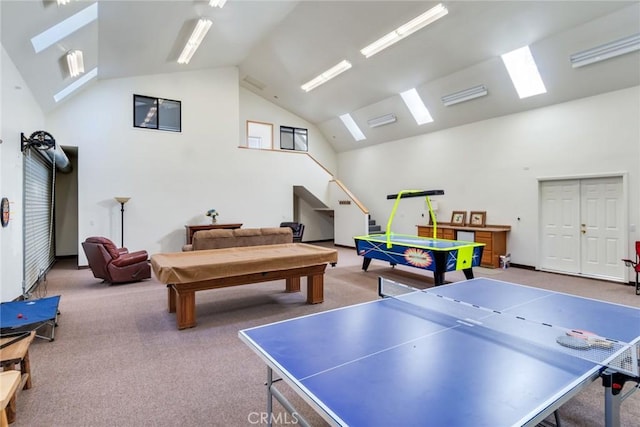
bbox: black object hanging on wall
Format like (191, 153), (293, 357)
(21, 131), (72, 173)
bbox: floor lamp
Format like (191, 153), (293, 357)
(114, 197), (130, 248)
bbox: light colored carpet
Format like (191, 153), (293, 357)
(10, 243), (640, 426)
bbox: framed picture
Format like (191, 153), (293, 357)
(1, 197), (9, 227)
(450, 211), (466, 226)
(469, 211), (487, 227)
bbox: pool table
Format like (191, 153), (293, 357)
(151, 243), (338, 329)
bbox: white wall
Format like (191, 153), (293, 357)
(337, 87), (640, 267)
(3, 44), (637, 299)
(44, 68), (339, 266)
(240, 87), (338, 241)
(1, 46), (46, 301)
(240, 87), (337, 175)
(330, 181), (369, 247)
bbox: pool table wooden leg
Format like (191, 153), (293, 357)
(173, 287), (196, 330)
(285, 277), (301, 293)
(306, 274), (324, 304)
(167, 285), (176, 313)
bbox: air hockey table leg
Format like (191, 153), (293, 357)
(433, 271), (445, 286)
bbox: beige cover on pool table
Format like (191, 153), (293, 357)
(151, 243), (338, 284)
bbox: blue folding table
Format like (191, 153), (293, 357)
(240, 278), (640, 426)
(1, 295), (61, 341)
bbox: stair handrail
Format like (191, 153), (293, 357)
(298, 152), (369, 214)
(331, 178), (368, 214)
(238, 146), (370, 215)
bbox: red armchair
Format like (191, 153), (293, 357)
(81, 236), (151, 284)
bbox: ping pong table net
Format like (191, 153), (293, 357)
(378, 278), (640, 379)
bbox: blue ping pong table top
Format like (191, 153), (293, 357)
(240, 278), (640, 427)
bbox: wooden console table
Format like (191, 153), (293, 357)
(185, 223), (243, 244)
(417, 223), (511, 268)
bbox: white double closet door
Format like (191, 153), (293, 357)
(539, 176), (625, 282)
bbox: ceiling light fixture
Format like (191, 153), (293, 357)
(301, 60), (352, 92)
(360, 3), (448, 58)
(367, 113), (397, 128)
(570, 33), (640, 68)
(441, 85), (488, 106)
(57, 0), (71, 5)
(66, 50), (85, 77)
(400, 88), (433, 125)
(31, 2), (98, 53)
(501, 46), (547, 99)
(177, 19), (213, 65)
(339, 113), (366, 141)
(54, 67), (98, 103)
(209, 0), (227, 8)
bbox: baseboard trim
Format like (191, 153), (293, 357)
(509, 263), (535, 270)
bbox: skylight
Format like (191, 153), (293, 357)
(400, 88), (433, 125)
(54, 67), (98, 102)
(339, 114), (366, 141)
(501, 46), (547, 99)
(31, 2), (98, 53)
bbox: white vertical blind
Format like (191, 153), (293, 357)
(23, 150), (55, 293)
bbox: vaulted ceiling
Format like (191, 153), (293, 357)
(2, 1), (639, 152)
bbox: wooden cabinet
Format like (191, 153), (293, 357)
(417, 223), (510, 268)
(423, 227), (455, 240)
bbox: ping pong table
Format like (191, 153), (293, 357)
(239, 277), (640, 427)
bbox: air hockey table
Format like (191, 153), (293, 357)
(354, 233), (484, 285)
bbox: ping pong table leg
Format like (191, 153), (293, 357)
(265, 367), (311, 427)
(266, 368), (273, 427)
(601, 368), (623, 427)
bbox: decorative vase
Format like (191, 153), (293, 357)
(211, 218), (217, 224)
